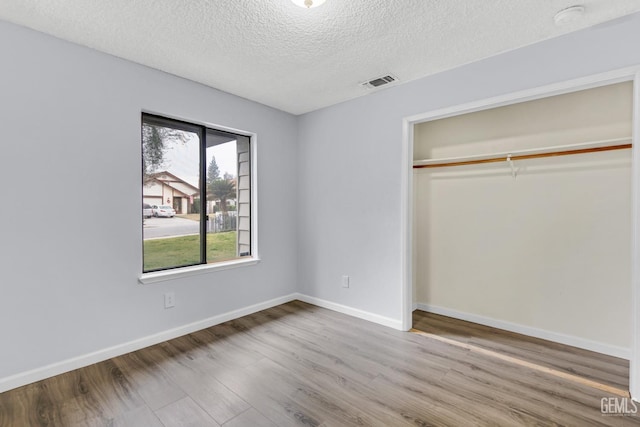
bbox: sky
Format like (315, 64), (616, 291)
(162, 132), (237, 188)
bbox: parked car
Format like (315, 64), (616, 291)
(152, 205), (176, 218)
(143, 203), (153, 219)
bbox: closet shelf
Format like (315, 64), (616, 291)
(413, 137), (632, 169)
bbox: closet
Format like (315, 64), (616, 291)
(412, 81), (633, 356)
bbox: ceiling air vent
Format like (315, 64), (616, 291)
(361, 74), (398, 89)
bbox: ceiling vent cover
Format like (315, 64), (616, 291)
(361, 74), (398, 89)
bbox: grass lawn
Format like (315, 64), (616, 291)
(144, 231), (237, 271)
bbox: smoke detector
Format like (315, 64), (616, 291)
(361, 74), (398, 89)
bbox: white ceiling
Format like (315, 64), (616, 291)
(1, 1), (640, 115)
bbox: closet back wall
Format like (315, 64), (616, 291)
(413, 82), (633, 356)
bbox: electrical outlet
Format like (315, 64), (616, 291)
(164, 292), (175, 309)
(342, 275), (350, 288)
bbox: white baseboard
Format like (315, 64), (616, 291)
(415, 303), (630, 360)
(295, 293), (403, 330)
(0, 293), (403, 393)
(0, 293), (298, 394)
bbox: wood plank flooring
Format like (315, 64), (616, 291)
(1, 301), (639, 426)
(412, 311), (630, 392)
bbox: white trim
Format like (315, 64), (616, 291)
(400, 117), (414, 331)
(0, 293), (406, 393)
(295, 293), (404, 330)
(404, 66), (640, 126)
(415, 303), (630, 360)
(631, 72), (640, 400)
(250, 131), (259, 261)
(139, 258), (260, 284)
(139, 110), (260, 283)
(0, 293), (297, 394)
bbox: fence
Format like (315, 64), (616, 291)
(207, 212), (237, 233)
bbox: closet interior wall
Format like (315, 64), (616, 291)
(412, 82), (633, 355)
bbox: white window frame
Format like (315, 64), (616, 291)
(139, 112), (259, 284)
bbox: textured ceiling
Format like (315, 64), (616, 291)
(1, 1), (640, 114)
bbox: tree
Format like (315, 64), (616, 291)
(209, 179), (236, 213)
(142, 123), (187, 184)
(207, 156), (220, 186)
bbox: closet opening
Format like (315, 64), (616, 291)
(401, 72), (640, 399)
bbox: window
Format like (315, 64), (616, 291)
(141, 113), (252, 273)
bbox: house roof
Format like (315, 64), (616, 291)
(150, 171), (199, 196)
(1, 2), (639, 114)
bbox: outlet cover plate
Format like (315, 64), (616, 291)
(341, 275), (350, 288)
(164, 292), (175, 308)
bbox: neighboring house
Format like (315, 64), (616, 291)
(144, 171), (199, 214)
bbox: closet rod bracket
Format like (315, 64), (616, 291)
(507, 154), (517, 179)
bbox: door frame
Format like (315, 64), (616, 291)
(400, 65), (640, 398)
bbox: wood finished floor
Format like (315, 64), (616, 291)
(1, 301), (639, 426)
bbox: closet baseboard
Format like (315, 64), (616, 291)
(414, 302), (630, 360)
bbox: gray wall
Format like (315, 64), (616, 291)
(0, 20), (298, 379)
(297, 13), (640, 321)
(3, 11), (640, 386)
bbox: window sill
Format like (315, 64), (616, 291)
(139, 258), (260, 285)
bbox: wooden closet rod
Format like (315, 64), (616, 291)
(413, 143), (632, 169)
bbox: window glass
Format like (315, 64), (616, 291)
(142, 114), (251, 273)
